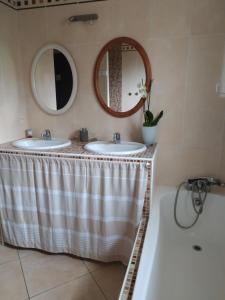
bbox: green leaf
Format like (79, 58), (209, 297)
(145, 110), (154, 123)
(151, 111), (163, 126)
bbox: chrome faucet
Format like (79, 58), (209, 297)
(175, 176), (225, 230)
(113, 132), (121, 144)
(204, 177), (225, 187)
(186, 177), (225, 190)
(41, 129), (52, 140)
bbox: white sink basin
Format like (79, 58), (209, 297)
(12, 138), (71, 150)
(84, 141), (147, 155)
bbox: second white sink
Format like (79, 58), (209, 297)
(84, 141), (147, 155)
(12, 138), (71, 150)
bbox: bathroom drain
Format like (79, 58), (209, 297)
(192, 245), (202, 251)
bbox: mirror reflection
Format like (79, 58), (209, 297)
(99, 43), (146, 112)
(33, 47), (74, 114)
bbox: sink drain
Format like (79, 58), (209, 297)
(192, 245), (202, 251)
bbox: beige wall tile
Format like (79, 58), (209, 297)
(183, 35), (225, 151)
(185, 35), (225, 109)
(149, 0), (191, 38)
(1, 0), (224, 185)
(183, 106), (224, 150)
(18, 9), (48, 46)
(190, 0), (225, 35)
(21, 0), (225, 185)
(145, 38), (188, 98)
(217, 121), (225, 181)
(156, 145), (220, 186)
(45, 2), (111, 45)
(0, 4), (29, 144)
(106, 0), (152, 40)
(144, 38), (188, 146)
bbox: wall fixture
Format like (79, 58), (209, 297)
(216, 44), (225, 98)
(68, 14), (98, 24)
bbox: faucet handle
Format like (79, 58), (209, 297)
(113, 132), (121, 143)
(41, 129), (51, 139)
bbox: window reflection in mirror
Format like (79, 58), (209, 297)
(99, 43), (146, 113)
(31, 44), (77, 115)
(34, 49), (73, 111)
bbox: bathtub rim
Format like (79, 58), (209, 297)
(132, 185), (225, 299)
(132, 186), (171, 299)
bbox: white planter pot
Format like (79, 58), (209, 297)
(142, 126), (156, 145)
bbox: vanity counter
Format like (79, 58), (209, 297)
(0, 140), (156, 162)
(0, 139), (156, 299)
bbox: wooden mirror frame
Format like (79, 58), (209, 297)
(94, 37), (152, 118)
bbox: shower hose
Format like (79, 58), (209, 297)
(174, 180), (208, 229)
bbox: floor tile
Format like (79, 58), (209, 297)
(21, 252), (89, 297)
(18, 248), (38, 259)
(0, 245), (19, 265)
(31, 273), (105, 300)
(92, 263), (126, 300)
(0, 260), (28, 300)
(83, 259), (106, 272)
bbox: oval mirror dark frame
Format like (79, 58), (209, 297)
(94, 37), (152, 118)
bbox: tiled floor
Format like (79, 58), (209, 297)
(0, 245), (126, 300)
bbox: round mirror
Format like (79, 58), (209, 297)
(94, 37), (151, 118)
(31, 44), (77, 115)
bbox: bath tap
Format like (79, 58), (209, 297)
(41, 129), (52, 140)
(113, 132), (121, 144)
(187, 177), (225, 188)
(175, 176), (225, 230)
(205, 177), (225, 187)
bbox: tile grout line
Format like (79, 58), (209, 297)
(28, 261), (90, 299)
(29, 275), (89, 299)
(17, 250), (31, 300)
(89, 270), (108, 300)
(2, 245), (118, 300)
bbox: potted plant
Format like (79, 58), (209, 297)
(138, 79), (163, 145)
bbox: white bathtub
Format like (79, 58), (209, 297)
(133, 186), (225, 300)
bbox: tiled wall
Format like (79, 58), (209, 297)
(2, 0), (225, 185)
(0, 4), (29, 143)
(108, 45), (122, 111)
(0, 0), (106, 10)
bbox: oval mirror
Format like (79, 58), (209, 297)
(94, 37), (151, 118)
(31, 44), (77, 115)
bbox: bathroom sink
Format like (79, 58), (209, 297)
(84, 141), (147, 155)
(12, 138), (71, 150)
